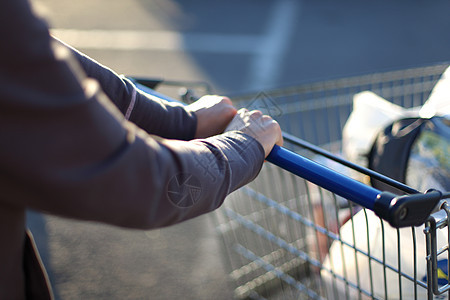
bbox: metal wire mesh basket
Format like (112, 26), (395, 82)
(214, 63), (450, 300)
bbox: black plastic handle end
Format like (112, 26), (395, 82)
(374, 190), (443, 228)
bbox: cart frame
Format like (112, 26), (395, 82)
(213, 63), (450, 300)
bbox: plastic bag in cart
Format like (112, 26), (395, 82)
(321, 209), (448, 300)
(343, 66), (449, 193)
(342, 91), (419, 173)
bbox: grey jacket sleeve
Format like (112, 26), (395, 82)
(54, 38), (198, 141)
(0, 4), (265, 229)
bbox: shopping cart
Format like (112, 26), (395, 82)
(211, 64), (450, 300)
(132, 63), (449, 299)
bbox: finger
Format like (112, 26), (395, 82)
(218, 100), (237, 118)
(237, 108), (249, 118)
(220, 96), (233, 106)
(263, 118), (283, 146)
(276, 134), (284, 147)
(261, 114), (273, 122)
(225, 110), (248, 131)
(224, 105), (238, 118)
(249, 110), (263, 119)
(273, 121), (283, 147)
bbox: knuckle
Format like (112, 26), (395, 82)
(261, 115), (273, 121)
(221, 96), (233, 105)
(268, 120), (281, 131)
(249, 110), (263, 117)
(225, 106), (238, 118)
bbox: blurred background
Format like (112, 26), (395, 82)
(28, 0), (450, 299)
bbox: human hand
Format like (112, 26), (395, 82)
(225, 108), (283, 158)
(187, 95), (237, 139)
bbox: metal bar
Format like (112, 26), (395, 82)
(240, 186), (428, 287)
(224, 207), (380, 299)
(233, 244), (324, 300)
(363, 209), (375, 298)
(229, 241), (305, 281)
(266, 145), (381, 210)
(425, 216), (433, 300)
(281, 132), (419, 195)
(397, 229), (403, 299)
(350, 208), (362, 300)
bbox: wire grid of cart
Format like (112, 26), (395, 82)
(214, 63), (450, 300)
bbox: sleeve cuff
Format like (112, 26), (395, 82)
(204, 131), (265, 194)
(129, 90), (197, 140)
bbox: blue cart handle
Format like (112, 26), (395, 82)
(267, 145), (442, 228)
(133, 80), (442, 228)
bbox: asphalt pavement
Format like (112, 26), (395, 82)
(27, 0), (450, 299)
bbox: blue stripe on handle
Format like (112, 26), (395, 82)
(266, 145), (380, 210)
